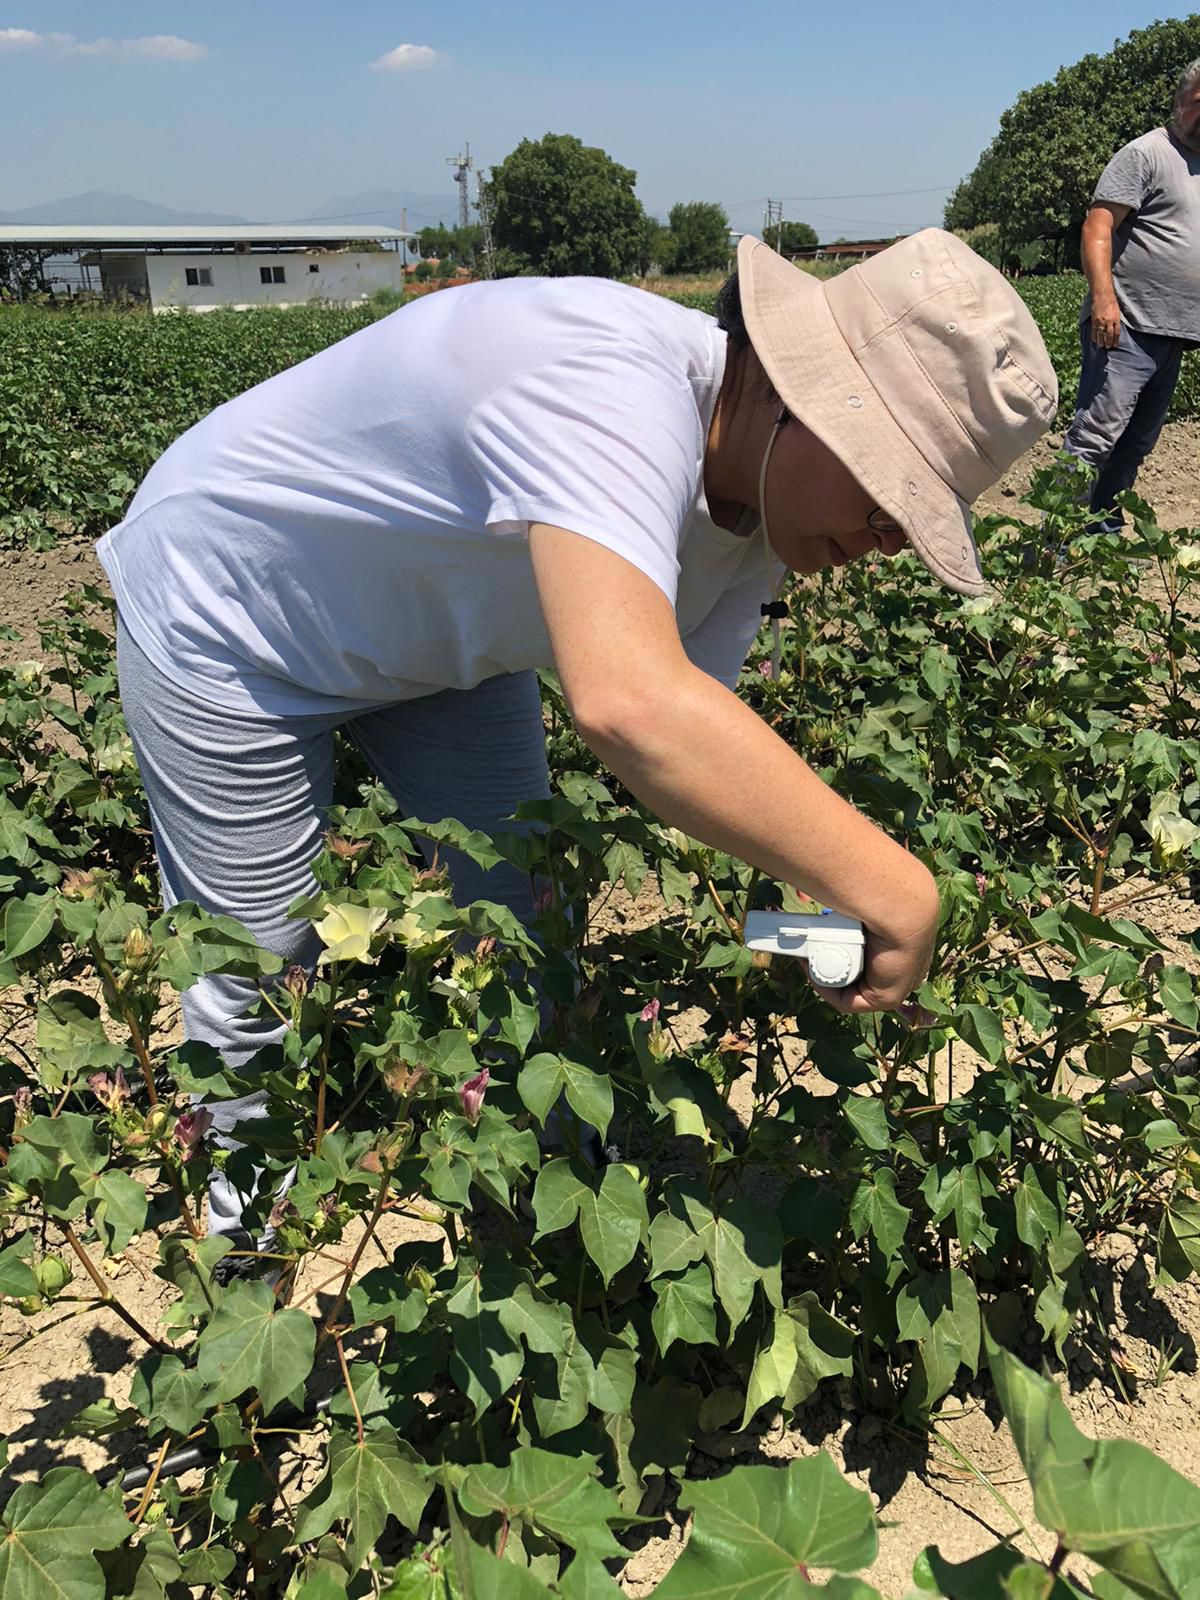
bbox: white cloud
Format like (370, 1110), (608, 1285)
(371, 43), (440, 72)
(128, 35), (208, 60)
(0, 29), (207, 59)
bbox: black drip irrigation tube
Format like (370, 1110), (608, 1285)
(98, 1395), (333, 1490)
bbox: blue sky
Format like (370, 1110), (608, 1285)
(0, 3), (1182, 236)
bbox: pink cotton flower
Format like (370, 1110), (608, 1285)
(639, 998), (661, 1024)
(532, 884), (554, 916)
(975, 873), (988, 896)
(459, 1068), (490, 1125)
(173, 1107), (214, 1161)
(758, 660), (773, 679)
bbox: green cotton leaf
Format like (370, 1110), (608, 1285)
(897, 1270), (981, 1418)
(0, 1466), (131, 1600)
(531, 1156), (589, 1238)
(445, 1260), (525, 1415)
(451, 1535), (555, 1598)
(130, 1352), (212, 1438)
(657, 1454), (878, 1597)
(848, 1168), (911, 1260)
(1158, 965), (1200, 1031)
(954, 1004), (1007, 1065)
(586, 1332), (636, 1416)
(517, 1052), (613, 1141)
(1025, 1091), (1090, 1157)
(920, 1161), (984, 1249)
(741, 1311), (799, 1430)
(1158, 1195), (1200, 1284)
(785, 1292), (855, 1410)
(648, 1211), (706, 1278)
(843, 1094), (891, 1152)
(531, 1321), (593, 1438)
(0, 1236), (38, 1299)
(3, 891), (56, 961)
(36, 990), (126, 1087)
(576, 1164), (648, 1285)
(294, 1425), (431, 1568)
(651, 1262), (718, 1356)
(195, 1279), (316, 1415)
(347, 1264), (428, 1335)
(458, 1448), (624, 1561)
(922, 1547), (1087, 1600)
(499, 1281), (572, 1357)
(91, 1168), (148, 1254)
(677, 1188), (784, 1328)
(557, 1555), (625, 1598)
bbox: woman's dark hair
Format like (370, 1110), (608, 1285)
(714, 271), (781, 404)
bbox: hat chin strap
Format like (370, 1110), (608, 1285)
(758, 407), (790, 679)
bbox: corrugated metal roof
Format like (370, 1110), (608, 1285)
(0, 224), (413, 247)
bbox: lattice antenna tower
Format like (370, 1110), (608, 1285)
(476, 166), (496, 280)
(447, 144), (474, 230)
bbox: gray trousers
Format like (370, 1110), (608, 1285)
(116, 617), (550, 1237)
(1062, 317), (1186, 531)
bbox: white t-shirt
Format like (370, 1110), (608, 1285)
(98, 276), (774, 715)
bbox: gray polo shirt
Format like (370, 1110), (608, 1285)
(1082, 126), (1200, 343)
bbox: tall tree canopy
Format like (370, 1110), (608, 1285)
(660, 201), (731, 275)
(488, 133), (648, 278)
(768, 220), (819, 255)
(945, 16), (1200, 257)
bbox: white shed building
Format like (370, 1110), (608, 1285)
(0, 224), (414, 312)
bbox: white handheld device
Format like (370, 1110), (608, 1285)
(743, 911), (865, 989)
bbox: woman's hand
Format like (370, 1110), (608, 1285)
(812, 873), (940, 1015)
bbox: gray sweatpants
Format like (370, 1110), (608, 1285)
(116, 617), (550, 1238)
(1062, 317), (1187, 531)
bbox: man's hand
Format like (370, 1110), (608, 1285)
(1081, 202), (1131, 351)
(811, 872), (940, 1015)
(1091, 291), (1122, 350)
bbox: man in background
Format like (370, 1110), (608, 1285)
(1061, 59), (1200, 530)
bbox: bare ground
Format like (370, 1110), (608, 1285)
(4, 424), (1200, 1593)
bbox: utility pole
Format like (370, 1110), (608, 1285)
(763, 199), (783, 252)
(400, 206), (407, 270)
(476, 166), (495, 280)
(447, 143), (473, 230)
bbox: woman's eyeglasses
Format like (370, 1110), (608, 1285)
(867, 507), (905, 535)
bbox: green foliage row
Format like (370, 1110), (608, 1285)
(3, 467), (1200, 1591)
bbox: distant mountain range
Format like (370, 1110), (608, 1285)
(0, 188), (461, 229)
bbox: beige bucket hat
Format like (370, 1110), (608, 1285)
(737, 229), (1058, 595)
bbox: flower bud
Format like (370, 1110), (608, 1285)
(639, 998), (661, 1025)
(173, 1106), (213, 1159)
(12, 1086), (33, 1130)
(282, 964), (310, 1001)
(34, 1254), (71, 1296)
(143, 1106), (172, 1141)
(474, 935), (497, 960)
(532, 883), (554, 917)
(122, 926), (155, 974)
(458, 1068), (490, 1125)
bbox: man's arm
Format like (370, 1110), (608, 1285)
(1081, 202), (1132, 349)
(529, 523), (940, 1014)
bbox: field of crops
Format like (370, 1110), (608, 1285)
(2, 275), (1199, 551)
(3, 281), (1200, 1597)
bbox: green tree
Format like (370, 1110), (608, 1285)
(946, 15), (1200, 260)
(487, 132), (649, 278)
(663, 201), (731, 275)
(767, 220), (819, 255)
(416, 225), (483, 266)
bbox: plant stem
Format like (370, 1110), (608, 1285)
(335, 1335), (365, 1446)
(318, 1169), (392, 1342)
(62, 1223), (172, 1353)
(314, 960), (339, 1157)
(130, 1437), (171, 1524)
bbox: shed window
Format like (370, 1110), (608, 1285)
(260, 265), (286, 284)
(309, 262), (319, 273)
(185, 267), (212, 287)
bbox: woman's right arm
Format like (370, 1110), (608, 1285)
(530, 523), (940, 1013)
